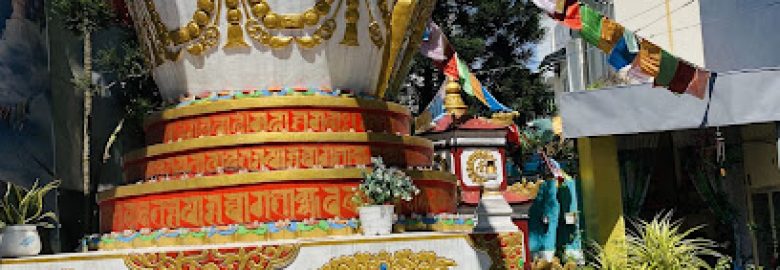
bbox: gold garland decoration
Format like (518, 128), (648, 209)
(129, 0), (389, 66)
(123, 245), (300, 270)
(319, 249), (457, 269)
(465, 150), (498, 185)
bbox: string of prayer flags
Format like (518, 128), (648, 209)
(531, 1), (713, 99)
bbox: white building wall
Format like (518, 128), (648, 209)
(614, 0), (705, 67)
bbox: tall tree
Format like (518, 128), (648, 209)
(51, 0), (114, 232)
(397, 0), (551, 120)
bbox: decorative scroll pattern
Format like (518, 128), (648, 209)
(146, 109), (410, 144)
(319, 249), (457, 269)
(123, 246), (300, 270)
(100, 180), (457, 231)
(124, 143), (430, 182)
(471, 232), (526, 270)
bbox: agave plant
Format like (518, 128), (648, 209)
(352, 157), (420, 206)
(0, 180), (61, 228)
(589, 211), (730, 270)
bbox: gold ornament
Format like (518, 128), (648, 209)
(319, 249), (457, 270)
(340, 0), (360, 46)
(443, 77), (467, 117)
(245, 0), (343, 50)
(465, 150), (498, 185)
(123, 245), (300, 270)
(471, 232), (527, 270)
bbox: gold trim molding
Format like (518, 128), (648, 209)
(125, 132), (432, 162)
(145, 96), (410, 127)
(98, 168), (456, 202)
(123, 245), (300, 270)
(319, 249), (457, 269)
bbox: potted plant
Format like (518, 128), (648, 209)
(352, 157), (420, 236)
(0, 179), (60, 257)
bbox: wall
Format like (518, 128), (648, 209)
(700, 0), (780, 72)
(614, 0), (705, 67)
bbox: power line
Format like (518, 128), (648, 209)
(634, 0), (695, 33)
(643, 0), (780, 38)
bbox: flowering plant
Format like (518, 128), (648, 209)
(352, 157), (420, 206)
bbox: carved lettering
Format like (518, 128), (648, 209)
(224, 192), (249, 223)
(203, 195), (223, 225)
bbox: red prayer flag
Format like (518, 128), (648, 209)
(443, 55), (459, 78)
(686, 69), (710, 99)
(562, 2), (582, 30)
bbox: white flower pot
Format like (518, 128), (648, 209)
(358, 205), (394, 236)
(0, 225), (41, 257)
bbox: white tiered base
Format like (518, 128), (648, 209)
(0, 233), (494, 270)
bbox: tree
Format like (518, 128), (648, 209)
(397, 0), (551, 120)
(51, 0), (114, 232)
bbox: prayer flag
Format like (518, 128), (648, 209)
(456, 56), (476, 96)
(419, 21), (450, 62)
(580, 4), (602, 46)
(562, 1), (582, 30)
(483, 87), (513, 112)
(555, 0), (566, 14)
(532, 0), (557, 14)
(686, 69), (710, 99)
(599, 17), (624, 53)
(637, 39), (662, 77)
(627, 57), (652, 83)
(624, 30), (639, 53)
(653, 50), (679, 87)
(607, 36), (636, 70)
(668, 61), (695, 94)
(443, 56), (459, 78)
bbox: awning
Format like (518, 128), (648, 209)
(559, 68), (780, 138)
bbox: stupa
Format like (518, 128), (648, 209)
(1, 0), (528, 268)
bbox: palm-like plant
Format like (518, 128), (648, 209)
(589, 211), (729, 270)
(0, 180), (61, 228)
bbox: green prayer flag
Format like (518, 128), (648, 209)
(579, 4), (602, 46)
(654, 50), (679, 87)
(456, 57), (475, 96)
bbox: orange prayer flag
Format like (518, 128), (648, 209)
(637, 39), (662, 77)
(599, 17), (624, 53)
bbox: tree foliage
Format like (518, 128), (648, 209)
(50, 0), (114, 34)
(398, 0), (551, 119)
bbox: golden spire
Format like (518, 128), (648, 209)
(443, 77), (467, 117)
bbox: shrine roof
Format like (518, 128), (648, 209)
(430, 115), (508, 133)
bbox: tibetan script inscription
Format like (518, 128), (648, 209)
(148, 109), (410, 144)
(126, 144), (431, 182)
